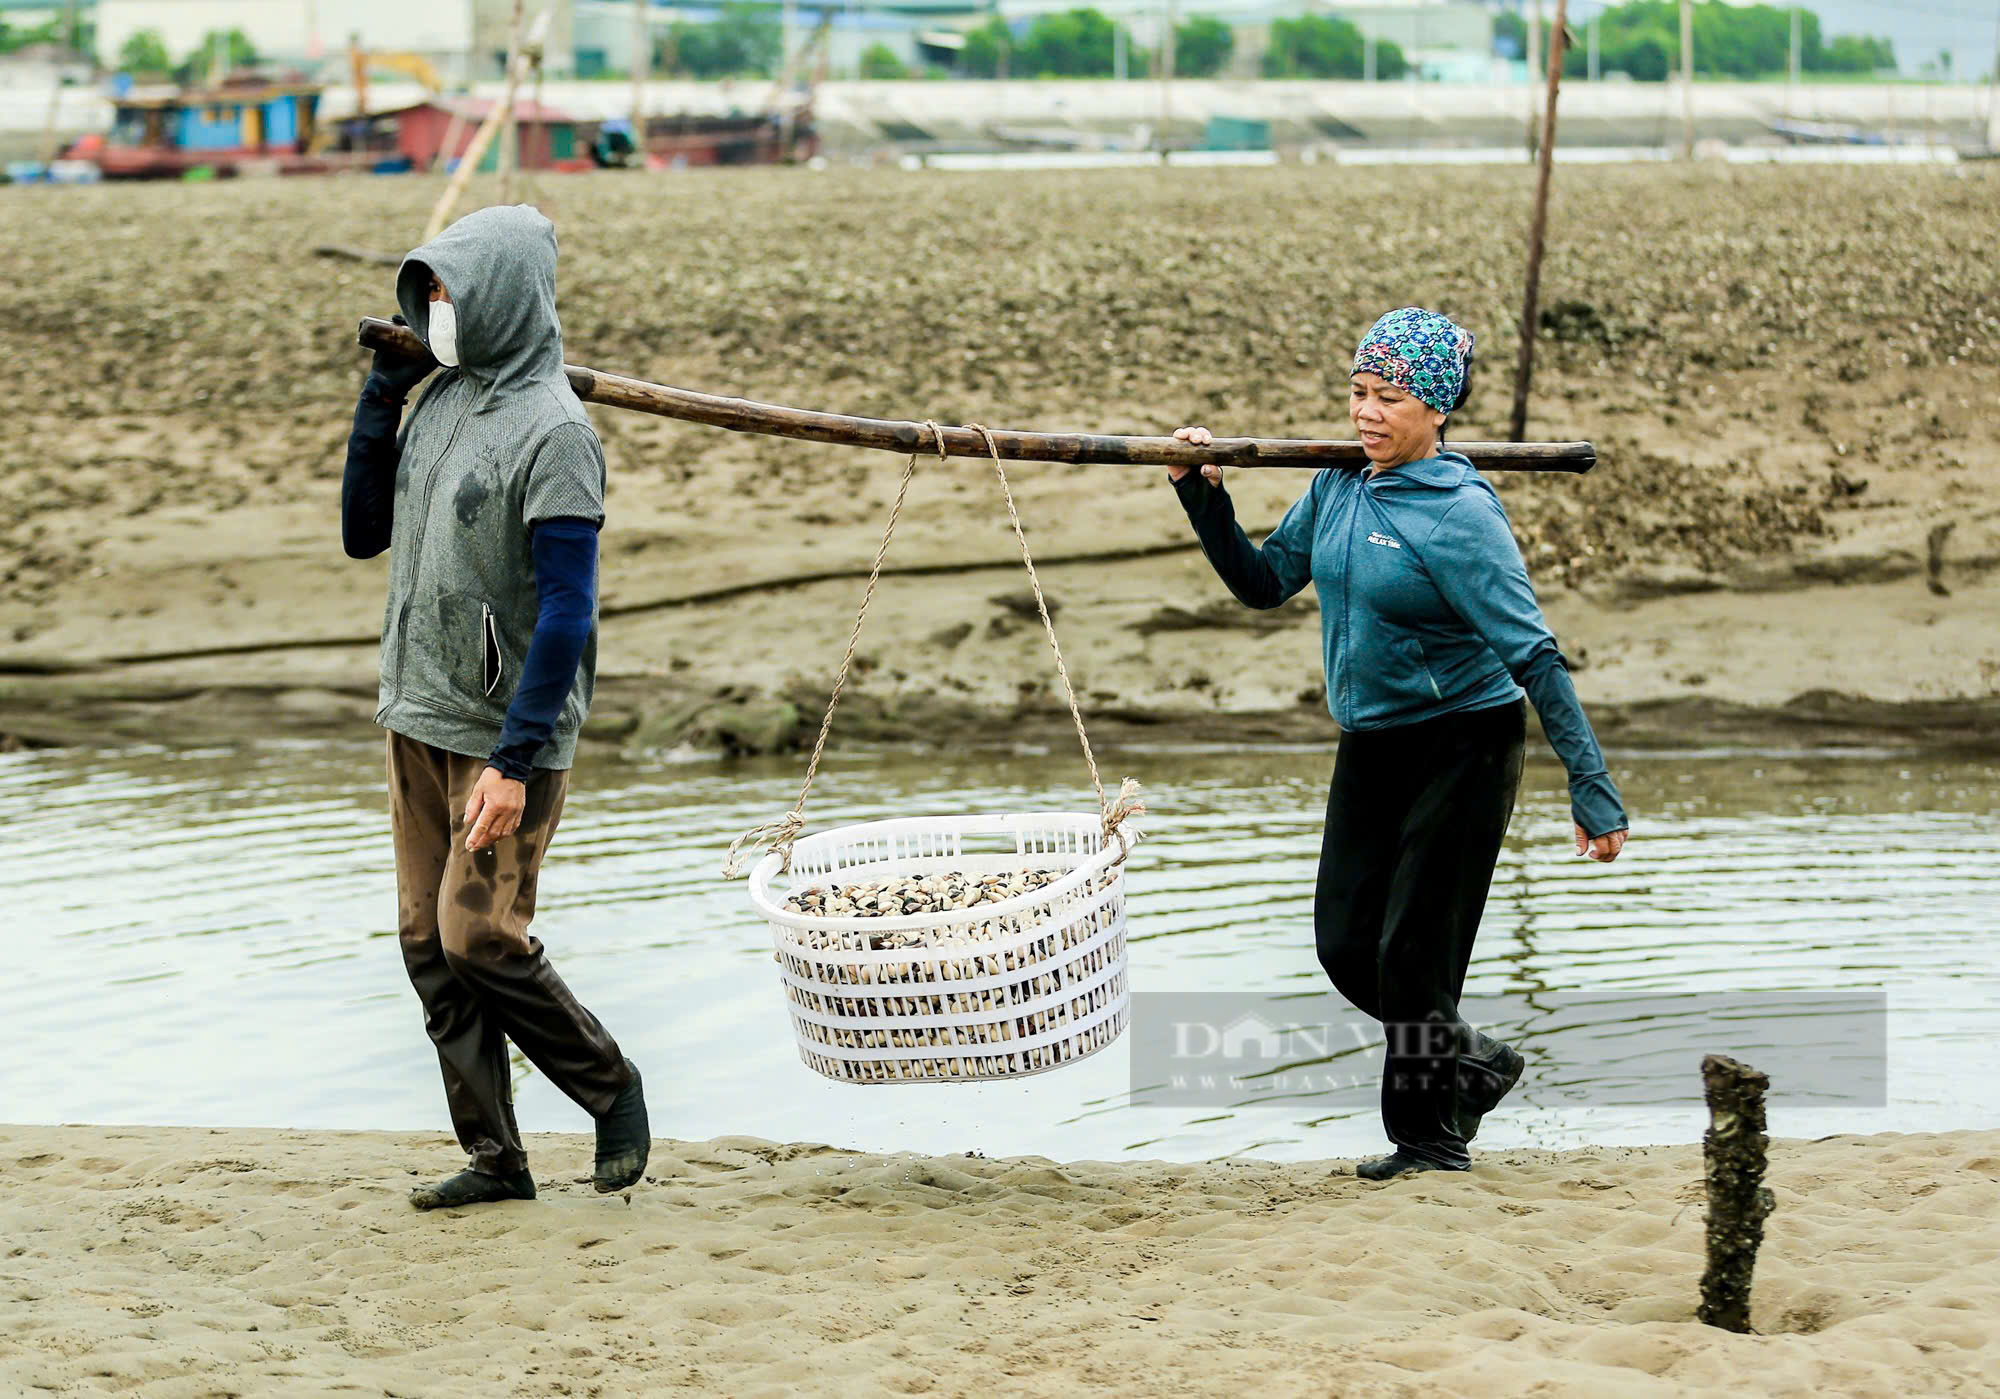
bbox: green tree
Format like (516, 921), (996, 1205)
(1373, 33), (1407, 78)
(1816, 33), (1894, 73)
(1262, 14), (1403, 79)
(1619, 33), (1671, 79)
(174, 28), (260, 84)
(118, 28), (172, 76)
(1555, 1), (1894, 81)
(958, 16), (1014, 77)
(1492, 9), (1526, 59)
(660, 4), (782, 78)
(858, 41), (908, 79)
(0, 18), (62, 55)
(1173, 16), (1234, 77)
(1015, 9), (1131, 77)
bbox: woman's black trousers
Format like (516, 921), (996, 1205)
(1314, 700), (1526, 1167)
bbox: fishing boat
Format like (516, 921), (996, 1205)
(93, 76), (333, 179)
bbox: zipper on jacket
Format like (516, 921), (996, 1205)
(388, 390), (477, 707)
(1338, 474), (1359, 724)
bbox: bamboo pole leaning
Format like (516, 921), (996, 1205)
(355, 317), (1598, 474)
(422, 6), (550, 244)
(495, 0), (522, 205)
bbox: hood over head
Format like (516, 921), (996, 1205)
(397, 205), (564, 410)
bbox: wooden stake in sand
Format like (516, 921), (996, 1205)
(1697, 1054), (1776, 1333)
(1509, 0), (1569, 444)
(355, 316), (1600, 473)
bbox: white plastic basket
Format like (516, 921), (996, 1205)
(748, 812), (1136, 1084)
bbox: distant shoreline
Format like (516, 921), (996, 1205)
(5, 667), (2000, 757)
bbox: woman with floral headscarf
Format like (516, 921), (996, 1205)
(1169, 307), (1628, 1181)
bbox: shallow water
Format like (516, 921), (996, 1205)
(3, 739), (1995, 1162)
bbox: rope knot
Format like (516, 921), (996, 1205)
(1102, 776), (1146, 864)
(722, 809), (807, 879)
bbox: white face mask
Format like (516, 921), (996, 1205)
(427, 299), (460, 368)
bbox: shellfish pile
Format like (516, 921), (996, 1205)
(783, 870), (1060, 937)
(774, 868), (1126, 1082)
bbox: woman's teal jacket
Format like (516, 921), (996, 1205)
(1174, 453), (1627, 838)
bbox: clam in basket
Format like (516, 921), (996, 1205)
(747, 813), (1136, 1084)
(723, 422), (1144, 1084)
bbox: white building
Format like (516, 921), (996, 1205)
(0, 40), (93, 88)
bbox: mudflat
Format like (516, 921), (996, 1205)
(1, 165), (1994, 753)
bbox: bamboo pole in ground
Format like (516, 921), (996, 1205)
(496, 0), (525, 204)
(1509, 0), (1569, 445)
(630, 0), (649, 158)
(357, 317), (1597, 473)
(39, 0), (80, 166)
(1680, 0), (1695, 160)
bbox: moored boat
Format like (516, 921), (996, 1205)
(94, 76), (336, 179)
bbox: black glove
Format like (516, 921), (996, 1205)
(367, 312), (438, 400)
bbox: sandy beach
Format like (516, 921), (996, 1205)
(2, 1125), (1997, 1396)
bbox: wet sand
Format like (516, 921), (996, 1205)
(3, 1124), (1997, 1396)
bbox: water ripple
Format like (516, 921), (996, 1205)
(1, 740), (1994, 1161)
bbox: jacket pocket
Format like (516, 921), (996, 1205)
(430, 591), (510, 717)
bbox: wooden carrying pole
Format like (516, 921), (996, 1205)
(359, 317), (1595, 472)
(1509, 0), (1569, 444)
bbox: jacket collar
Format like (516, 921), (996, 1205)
(1361, 452), (1472, 489)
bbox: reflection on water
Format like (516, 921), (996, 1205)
(3, 739), (1995, 1161)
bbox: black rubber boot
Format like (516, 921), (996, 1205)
(1457, 1042), (1526, 1144)
(593, 1060), (650, 1193)
(409, 1167), (537, 1211)
(1355, 1151), (1469, 1182)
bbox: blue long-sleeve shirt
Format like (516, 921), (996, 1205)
(1175, 454), (1627, 837)
(341, 371), (408, 561)
(343, 372), (598, 781)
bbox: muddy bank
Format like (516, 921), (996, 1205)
(2, 166), (1996, 756)
(6, 562), (1997, 756)
(6, 674), (2000, 758)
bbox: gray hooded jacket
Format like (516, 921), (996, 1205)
(375, 205), (605, 769)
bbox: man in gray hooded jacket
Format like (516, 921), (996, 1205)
(342, 205), (649, 1210)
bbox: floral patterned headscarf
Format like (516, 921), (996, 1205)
(1351, 307), (1475, 414)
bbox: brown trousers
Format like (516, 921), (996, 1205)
(387, 732), (629, 1176)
